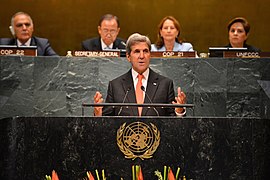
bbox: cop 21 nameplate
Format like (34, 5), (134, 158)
(151, 51), (196, 58)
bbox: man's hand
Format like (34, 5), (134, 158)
(172, 87), (186, 114)
(94, 91), (103, 116)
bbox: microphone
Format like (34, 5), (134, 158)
(117, 87), (131, 116)
(120, 41), (126, 47)
(141, 86), (160, 116)
(119, 41), (126, 57)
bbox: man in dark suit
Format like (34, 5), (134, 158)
(0, 12), (58, 56)
(94, 33), (186, 116)
(81, 14), (126, 51)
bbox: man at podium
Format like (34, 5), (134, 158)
(94, 33), (186, 116)
(0, 12), (58, 56)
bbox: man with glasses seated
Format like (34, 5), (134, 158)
(82, 14), (126, 51)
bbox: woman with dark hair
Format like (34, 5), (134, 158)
(226, 17), (260, 51)
(151, 16), (194, 52)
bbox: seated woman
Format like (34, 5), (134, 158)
(226, 17), (260, 52)
(151, 16), (194, 51)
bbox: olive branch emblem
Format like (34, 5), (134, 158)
(117, 122), (160, 160)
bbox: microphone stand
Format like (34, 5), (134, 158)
(81, 103), (194, 116)
(141, 86), (160, 116)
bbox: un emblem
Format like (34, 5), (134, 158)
(117, 122), (160, 160)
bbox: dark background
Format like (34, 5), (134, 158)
(1, 0), (269, 55)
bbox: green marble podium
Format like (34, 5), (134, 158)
(0, 56), (269, 119)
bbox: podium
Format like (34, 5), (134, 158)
(0, 116), (269, 179)
(0, 56), (269, 179)
(0, 56), (269, 119)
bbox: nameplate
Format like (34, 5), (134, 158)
(151, 51), (196, 58)
(68, 51), (120, 57)
(0, 46), (37, 56)
(224, 51), (270, 58)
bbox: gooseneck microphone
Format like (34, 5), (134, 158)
(141, 86), (160, 116)
(120, 41), (126, 47)
(117, 87), (131, 116)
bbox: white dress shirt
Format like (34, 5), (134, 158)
(101, 39), (113, 50)
(17, 39), (31, 46)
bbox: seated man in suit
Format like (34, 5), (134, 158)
(82, 14), (126, 51)
(94, 33), (186, 116)
(0, 12), (58, 56)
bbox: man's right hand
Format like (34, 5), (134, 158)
(94, 91), (103, 116)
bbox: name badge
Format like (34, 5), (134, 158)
(68, 51), (120, 57)
(224, 51), (270, 58)
(151, 51), (196, 58)
(0, 46), (37, 56)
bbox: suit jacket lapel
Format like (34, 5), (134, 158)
(142, 69), (159, 116)
(30, 37), (36, 46)
(113, 39), (120, 49)
(121, 70), (138, 116)
(30, 37), (41, 56)
(113, 41), (117, 49)
(97, 38), (102, 50)
(10, 38), (17, 46)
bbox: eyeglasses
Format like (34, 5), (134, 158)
(101, 28), (118, 35)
